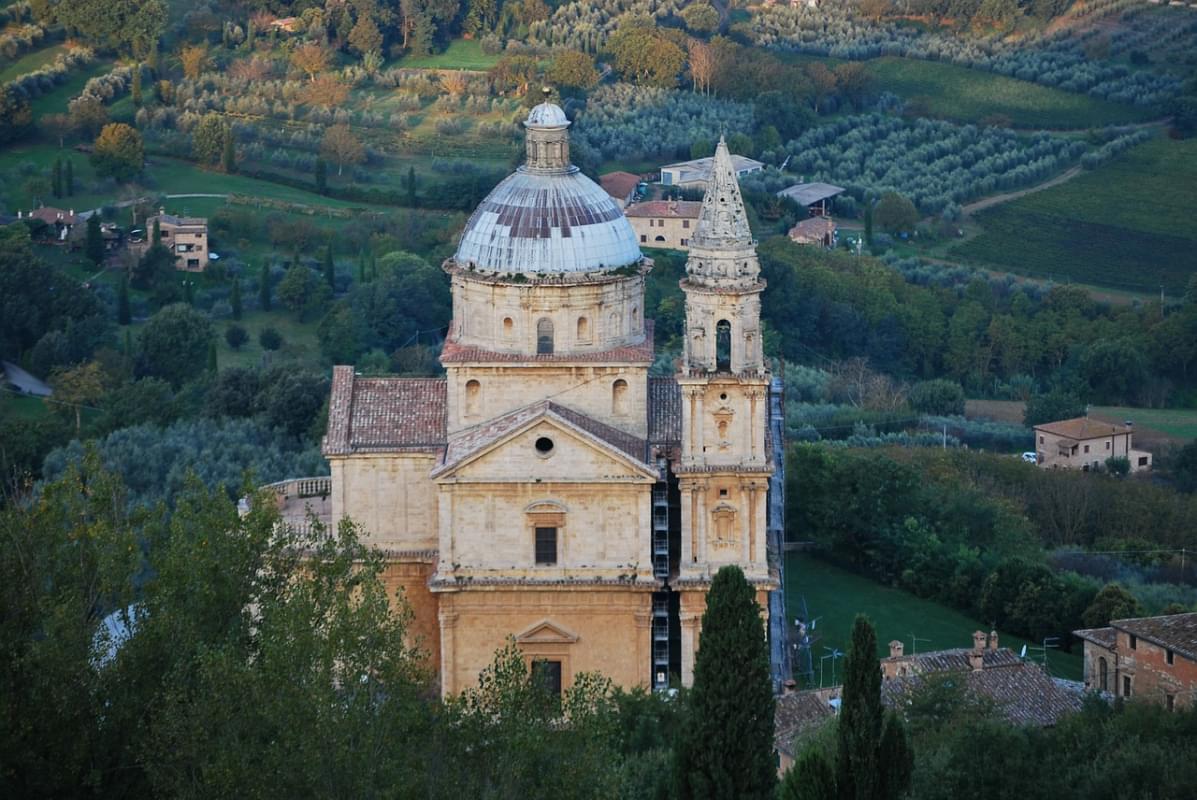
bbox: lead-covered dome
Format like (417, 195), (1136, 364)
(451, 97), (642, 275)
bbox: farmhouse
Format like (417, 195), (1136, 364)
(1033, 416), (1152, 472)
(659, 153), (763, 189)
(777, 182), (844, 217)
(788, 216), (837, 248)
(270, 104), (786, 698)
(140, 209), (210, 272)
(599, 171), (641, 208)
(19, 206), (77, 241)
(624, 199), (702, 250)
(1074, 612), (1197, 710)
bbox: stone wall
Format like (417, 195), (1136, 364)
(329, 453), (439, 550)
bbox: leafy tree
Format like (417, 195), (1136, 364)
(94, 377), (177, 434)
(91, 123), (144, 181)
(290, 42), (330, 80)
(56, 0), (166, 53)
(349, 15), (383, 56)
(1173, 440), (1197, 493)
(675, 565), (776, 800)
(1082, 583), (1144, 628)
(464, 0), (498, 36)
(321, 124), (365, 177)
(909, 379), (965, 416)
(1080, 339), (1148, 405)
(315, 157), (327, 194)
(680, 2), (719, 33)
(607, 22), (686, 88)
(180, 44), (209, 79)
(47, 361), (106, 434)
(255, 369), (330, 437)
(85, 214), (105, 264)
(277, 264), (318, 318)
(224, 324), (248, 350)
(131, 243), (173, 292)
(206, 367), (260, 419)
(136, 303), (213, 387)
(42, 113), (73, 149)
(117, 275), (131, 325)
(1, 85), (34, 145)
(259, 327), (283, 351)
(864, 203), (874, 247)
(192, 113), (227, 166)
(207, 340), (217, 372)
(1023, 390), (1086, 427)
(873, 192), (919, 234)
(548, 51), (600, 90)
(322, 242), (336, 289)
(131, 63), (142, 106)
(301, 75), (351, 107)
(779, 749), (837, 800)
(221, 129), (236, 173)
(68, 95), (108, 139)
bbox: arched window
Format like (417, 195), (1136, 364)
(576, 316), (589, 342)
(612, 379), (628, 415)
(1098, 657), (1108, 692)
(716, 320), (731, 371)
(537, 317), (554, 354)
(631, 306), (639, 327)
(465, 379), (481, 417)
(502, 317), (514, 338)
(654, 235), (666, 242)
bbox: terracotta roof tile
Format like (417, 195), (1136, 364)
(1034, 417), (1132, 440)
(624, 200), (702, 219)
(774, 691), (836, 757)
(599, 171), (641, 200)
(648, 377), (682, 445)
(1111, 612), (1197, 661)
(1073, 626), (1117, 650)
(322, 366), (446, 456)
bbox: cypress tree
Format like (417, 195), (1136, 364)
(183, 280), (195, 306)
(230, 277), (242, 320)
(221, 130), (236, 173)
(864, 204), (874, 248)
(52, 159), (62, 198)
(315, 157), (327, 194)
(117, 275), (131, 325)
(258, 262), (271, 311)
(123, 328), (133, 357)
(85, 214), (105, 265)
(836, 615), (883, 800)
(322, 242), (335, 289)
(357, 249), (366, 283)
(152, 218), (161, 246)
(65, 159), (74, 196)
(675, 565), (776, 800)
(779, 749), (837, 800)
(877, 712), (914, 800)
(207, 340), (218, 372)
(405, 165), (417, 207)
(132, 64), (142, 106)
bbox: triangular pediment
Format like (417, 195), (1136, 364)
(516, 619), (579, 644)
(431, 402), (656, 481)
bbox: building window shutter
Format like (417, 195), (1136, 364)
(535, 526), (558, 565)
(532, 659), (563, 696)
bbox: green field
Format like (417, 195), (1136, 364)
(0, 392), (50, 422)
(0, 44), (69, 83)
(28, 60), (113, 117)
(214, 310), (322, 370)
(1092, 406), (1197, 441)
(951, 137), (1197, 294)
(863, 57), (1155, 129)
(785, 552), (1083, 683)
(393, 39), (499, 71)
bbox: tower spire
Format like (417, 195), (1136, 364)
(690, 136), (753, 249)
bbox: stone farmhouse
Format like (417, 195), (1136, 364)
(139, 209), (210, 272)
(1033, 417), (1152, 472)
(788, 216), (837, 248)
(624, 199), (702, 250)
(274, 103), (786, 698)
(659, 153), (764, 190)
(1074, 612), (1197, 711)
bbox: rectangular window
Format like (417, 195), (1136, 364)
(532, 659), (563, 696)
(680, 238), (688, 246)
(1084, 445), (1090, 454)
(1039, 435), (1044, 444)
(640, 235), (646, 243)
(1167, 649), (1174, 665)
(683, 220), (690, 229)
(1130, 635), (1137, 650)
(1123, 676), (1132, 697)
(1139, 456), (1148, 466)
(187, 259), (199, 268)
(535, 526), (557, 565)
(1105, 441), (1111, 450)
(1167, 694), (1175, 711)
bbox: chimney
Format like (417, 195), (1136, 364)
(969, 649), (984, 672)
(988, 630), (999, 652)
(972, 630), (987, 652)
(16, 210), (21, 218)
(888, 640), (904, 658)
(783, 679), (797, 696)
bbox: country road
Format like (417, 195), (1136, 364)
(961, 166), (1082, 217)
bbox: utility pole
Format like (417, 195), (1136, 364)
(909, 634), (931, 655)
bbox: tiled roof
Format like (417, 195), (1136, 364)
(432, 400), (652, 477)
(892, 647), (1022, 673)
(1073, 626), (1117, 650)
(1111, 612), (1197, 661)
(881, 657), (1083, 727)
(648, 377), (682, 445)
(440, 320), (655, 364)
(28, 206), (76, 225)
(774, 691), (836, 758)
(789, 216), (836, 240)
(599, 171), (641, 200)
(154, 213), (206, 228)
(322, 366), (446, 456)
(624, 200), (702, 219)
(1034, 417), (1132, 440)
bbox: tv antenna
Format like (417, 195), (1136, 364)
(909, 634), (931, 655)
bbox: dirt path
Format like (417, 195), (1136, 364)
(962, 165), (1083, 216)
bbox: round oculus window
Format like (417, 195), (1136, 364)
(535, 436), (555, 455)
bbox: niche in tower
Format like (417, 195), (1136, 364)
(716, 320), (731, 371)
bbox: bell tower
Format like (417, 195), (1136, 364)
(676, 136), (772, 585)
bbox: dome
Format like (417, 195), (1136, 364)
(526, 101), (569, 128)
(450, 94), (643, 275)
(452, 170), (643, 274)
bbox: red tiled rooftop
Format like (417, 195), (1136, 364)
(624, 200), (702, 219)
(599, 171), (641, 200)
(1034, 417), (1133, 440)
(322, 366), (446, 456)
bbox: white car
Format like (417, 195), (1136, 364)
(1021, 452), (1038, 464)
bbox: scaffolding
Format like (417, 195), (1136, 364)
(651, 456), (681, 692)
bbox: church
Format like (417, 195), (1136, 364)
(316, 97), (785, 696)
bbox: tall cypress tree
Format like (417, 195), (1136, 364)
(322, 242), (335, 289)
(221, 130), (236, 173)
(258, 262), (271, 311)
(132, 64), (143, 106)
(779, 749), (837, 800)
(65, 159), (74, 196)
(315, 157), (327, 194)
(117, 275), (131, 325)
(207, 340), (218, 372)
(863, 204), (874, 248)
(52, 159), (62, 198)
(85, 215), (105, 265)
(357, 249), (366, 284)
(230, 277), (242, 320)
(152, 218), (161, 246)
(877, 713), (914, 800)
(675, 565), (776, 800)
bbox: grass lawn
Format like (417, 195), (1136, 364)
(785, 552), (1083, 683)
(1090, 406), (1197, 442)
(950, 137), (1197, 295)
(863, 57), (1155, 129)
(0, 44), (69, 83)
(215, 310), (322, 370)
(28, 60), (113, 118)
(0, 392), (51, 422)
(393, 39), (499, 71)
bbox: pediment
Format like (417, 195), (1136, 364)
(515, 619), (579, 644)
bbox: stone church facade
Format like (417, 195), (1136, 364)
(318, 99), (784, 696)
